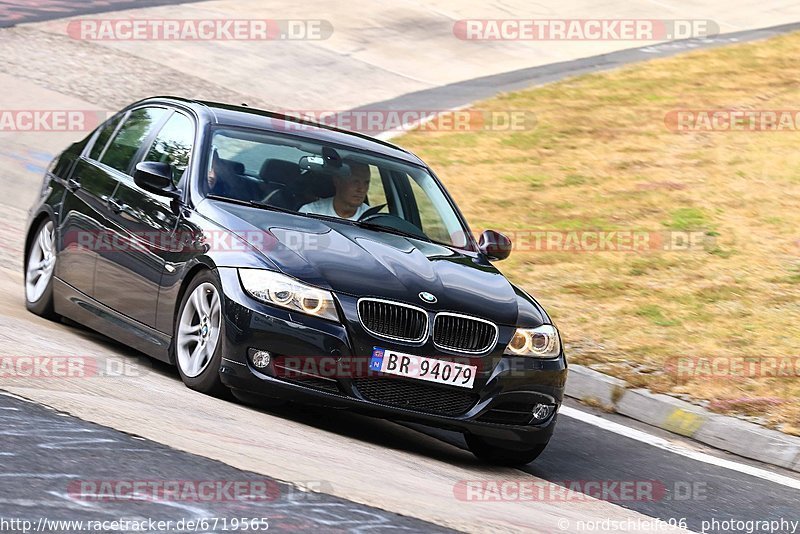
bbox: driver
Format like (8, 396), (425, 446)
(299, 161), (371, 220)
(207, 149), (232, 197)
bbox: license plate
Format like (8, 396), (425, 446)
(369, 347), (477, 389)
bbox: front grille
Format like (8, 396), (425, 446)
(433, 313), (498, 353)
(358, 299), (427, 342)
(353, 377), (478, 417)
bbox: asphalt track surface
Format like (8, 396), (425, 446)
(4, 380), (798, 533)
(0, 0), (204, 27)
(0, 392), (454, 533)
(1, 1), (800, 533)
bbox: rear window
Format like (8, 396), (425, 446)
(88, 115), (122, 161)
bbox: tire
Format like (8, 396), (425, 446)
(25, 219), (59, 320)
(173, 270), (229, 397)
(465, 434), (548, 466)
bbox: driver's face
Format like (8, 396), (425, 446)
(334, 165), (370, 208)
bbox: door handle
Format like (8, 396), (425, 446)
(107, 199), (139, 223)
(67, 178), (80, 191)
(108, 198), (125, 214)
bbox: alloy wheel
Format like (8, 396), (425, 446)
(176, 282), (222, 378)
(25, 221), (56, 303)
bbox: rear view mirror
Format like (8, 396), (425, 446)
(298, 155), (326, 173)
(299, 146), (348, 175)
(479, 230), (512, 261)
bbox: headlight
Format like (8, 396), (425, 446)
(504, 324), (561, 358)
(238, 269), (340, 322)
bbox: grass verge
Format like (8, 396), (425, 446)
(395, 32), (800, 434)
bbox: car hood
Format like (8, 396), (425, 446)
(212, 202), (521, 325)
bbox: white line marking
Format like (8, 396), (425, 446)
(374, 104), (473, 142)
(560, 406), (800, 489)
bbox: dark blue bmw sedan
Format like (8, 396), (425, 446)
(24, 97), (567, 465)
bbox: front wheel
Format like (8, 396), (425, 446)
(173, 270), (228, 397)
(465, 434), (548, 466)
(25, 219), (59, 319)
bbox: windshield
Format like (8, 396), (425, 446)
(202, 127), (471, 248)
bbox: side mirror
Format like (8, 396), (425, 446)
(479, 230), (512, 261)
(134, 161), (180, 199)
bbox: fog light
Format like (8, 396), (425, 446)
(531, 403), (554, 422)
(251, 350), (271, 369)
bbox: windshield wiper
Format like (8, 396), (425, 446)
(248, 200), (298, 215)
(205, 194), (298, 215)
(354, 220), (431, 242)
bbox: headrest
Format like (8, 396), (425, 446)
(311, 174), (336, 198)
(212, 148), (245, 175)
(217, 158), (245, 176)
(259, 159), (302, 184)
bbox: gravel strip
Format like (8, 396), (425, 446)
(0, 25), (274, 110)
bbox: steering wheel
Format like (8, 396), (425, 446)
(357, 211), (429, 241)
(357, 203), (388, 221)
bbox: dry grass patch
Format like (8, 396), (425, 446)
(395, 32), (800, 433)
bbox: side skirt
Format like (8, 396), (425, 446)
(53, 278), (173, 364)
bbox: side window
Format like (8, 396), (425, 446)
(88, 115), (122, 161)
(143, 112), (194, 185)
(100, 107), (167, 174)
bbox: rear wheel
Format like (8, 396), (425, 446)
(25, 219), (59, 319)
(174, 270), (228, 397)
(465, 434), (548, 466)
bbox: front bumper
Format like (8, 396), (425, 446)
(216, 268), (568, 445)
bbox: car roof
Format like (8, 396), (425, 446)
(133, 96), (427, 167)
